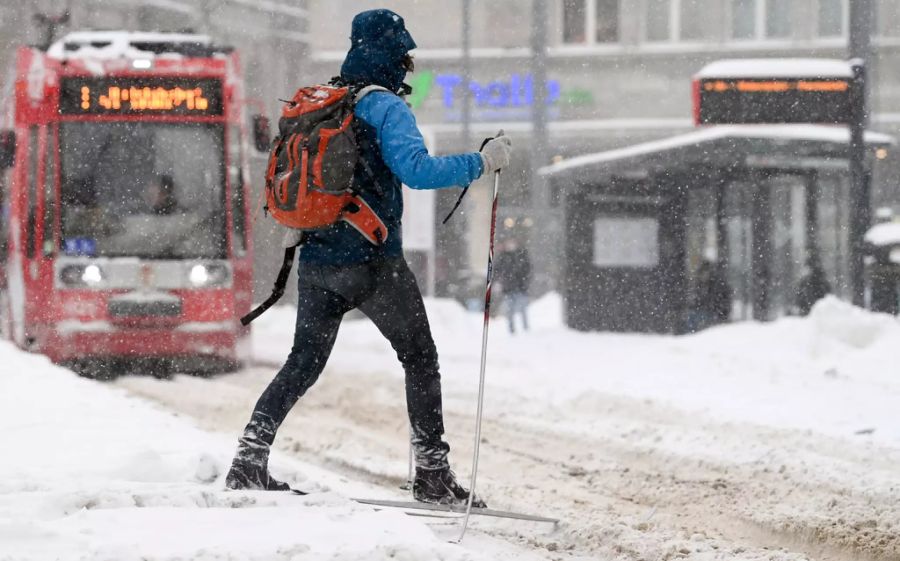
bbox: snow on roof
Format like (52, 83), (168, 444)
(865, 222), (900, 247)
(695, 58), (853, 79)
(540, 124), (895, 176)
(47, 31), (213, 61)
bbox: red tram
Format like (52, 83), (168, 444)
(0, 31), (265, 376)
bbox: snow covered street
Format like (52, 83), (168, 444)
(0, 339), (532, 561)
(3, 294), (900, 560)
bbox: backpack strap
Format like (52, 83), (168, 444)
(341, 195), (388, 245)
(349, 85), (391, 197)
(239, 239), (303, 326)
(354, 85), (390, 102)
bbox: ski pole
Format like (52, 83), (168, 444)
(455, 167), (502, 543)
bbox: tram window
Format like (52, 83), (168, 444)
(42, 126), (57, 256)
(26, 127), (39, 259)
(227, 125), (247, 255)
(60, 122), (226, 259)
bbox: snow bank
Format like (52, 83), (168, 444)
(865, 221), (900, 247)
(0, 342), (483, 561)
(254, 293), (900, 449)
(808, 295), (900, 350)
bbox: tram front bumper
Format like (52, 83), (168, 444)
(41, 320), (246, 364)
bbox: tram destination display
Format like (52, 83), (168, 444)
(695, 77), (855, 125)
(59, 77), (223, 115)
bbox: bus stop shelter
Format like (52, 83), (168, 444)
(541, 124), (894, 333)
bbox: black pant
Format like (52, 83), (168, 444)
(250, 256), (450, 470)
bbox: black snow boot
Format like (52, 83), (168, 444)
(413, 467), (487, 508)
(225, 411), (291, 492)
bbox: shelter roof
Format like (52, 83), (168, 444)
(695, 58), (853, 79)
(539, 125), (894, 184)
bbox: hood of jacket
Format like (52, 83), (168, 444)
(340, 9), (417, 93)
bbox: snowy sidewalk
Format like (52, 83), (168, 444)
(0, 346), (484, 561)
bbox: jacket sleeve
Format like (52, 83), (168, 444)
(355, 92), (484, 189)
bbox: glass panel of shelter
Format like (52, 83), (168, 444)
(684, 182), (728, 331)
(722, 180), (753, 320)
(768, 175), (806, 318)
(816, 171), (852, 300)
(710, 171), (852, 324)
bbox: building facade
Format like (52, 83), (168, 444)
(304, 0), (900, 298)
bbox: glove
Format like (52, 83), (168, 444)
(480, 133), (512, 175)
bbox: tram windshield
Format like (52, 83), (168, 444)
(60, 122), (226, 259)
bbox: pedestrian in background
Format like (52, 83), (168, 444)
(796, 256), (831, 315)
(496, 238), (532, 334)
(688, 259), (732, 331)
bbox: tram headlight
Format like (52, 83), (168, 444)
(59, 264), (104, 288)
(189, 263), (230, 288)
(82, 265), (103, 285)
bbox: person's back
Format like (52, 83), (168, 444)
(797, 262), (831, 315)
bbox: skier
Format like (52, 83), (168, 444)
(225, 9), (512, 508)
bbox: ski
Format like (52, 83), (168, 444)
(352, 498), (559, 524)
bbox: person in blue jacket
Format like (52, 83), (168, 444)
(225, 9), (512, 507)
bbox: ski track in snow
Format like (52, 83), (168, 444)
(112, 295), (900, 561)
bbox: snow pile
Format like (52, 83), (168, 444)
(808, 295), (900, 350)
(695, 58), (853, 79)
(865, 221), (900, 247)
(47, 31), (209, 61)
(0, 343), (483, 561)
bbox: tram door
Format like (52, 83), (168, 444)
(567, 189), (684, 333)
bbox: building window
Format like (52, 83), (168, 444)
(732, 0), (757, 39)
(817, 0), (846, 37)
(681, 0), (717, 40)
(563, 0), (587, 43)
(765, 0), (791, 38)
(878, 0), (900, 36)
(562, 0), (619, 44)
(731, 0), (791, 40)
(646, 0), (672, 41)
(595, 0), (619, 42)
(645, 0), (715, 42)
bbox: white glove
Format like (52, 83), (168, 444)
(480, 133), (512, 175)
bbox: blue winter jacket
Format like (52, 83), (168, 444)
(299, 9), (484, 265)
(298, 91), (484, 265)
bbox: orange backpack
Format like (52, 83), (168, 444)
(242, 84), (390, 326)
(264, 84), (388, 245)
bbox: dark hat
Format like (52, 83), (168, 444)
(349, 9), (417, 53)
(340, 9), (417, 92)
